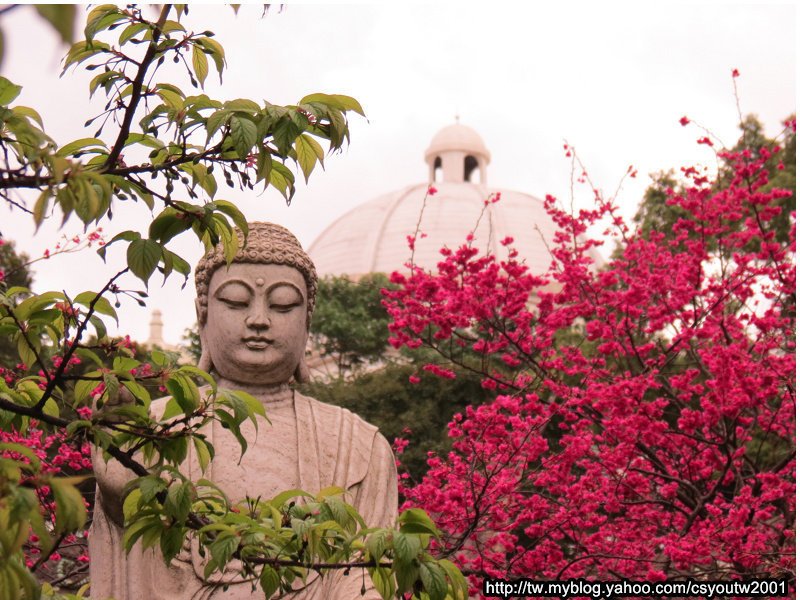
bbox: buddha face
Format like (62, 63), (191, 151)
(200, 263), (308, 386)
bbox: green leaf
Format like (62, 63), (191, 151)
(124, 132), (165, 149)
(126, 238), (162, 283)
(12, 105), (44, 128)
(33, 189), (52, 230)
(294, 134), (323, 183)
(157, 88), (184, 111)
(118, 22), (148, 46)
(122, 515), (161, 551)
(84, 4), (124, 41)
(255, 148), (272, 184)
(42, 398), (60, 418)
(230, 115), (257, 159)
(166, 377), (198, 416)
(0, 442), (41, 469)
(369, 567), (396, 600)
(366, 530), (387, 562)
(177, 365), (217, 392)
(123, 488), (142, 523)
(269, 488), (313, 508)
(269, 160), (295, 202)
(89, 70), (121, 98)
(392, 532), (420, 565)
(121, 380), (150, 407)
(205, 109), (231, 140)
(192, 436), (213, 473)
(57, 137), (107, 158)
(259, 566), (281, 599)
(0, 76), (22, 106)
(51, 477), (88, 534)
(161, 19), (186, 34)
(62, 40), (111, 74)
(97, 229), (140, 261)
(16, 334), (37, 368)
(90, 314), (108, 341)
(34, 4), (76, 44)
(165, 481), (194, 522)
(419, 560), (448, 600)
(224, 98), (261, 114)
(399, 508), (440, 536)
(209, 200), (248, 235)
(74, 291), (118, 324)
(208, 532), (238, 570)
(160, 526), (185, 564)
(272, 117), (302, 156)
(299, 92), (365, 117)
(6, 559), (39, 600)
(149, 208), (193, 243)
(438, 559), (469, 600)
(74, 348), (104, 368)
(138, 476), (167, 504)
(196, 36), (226, 83)
(74, 377), (99, 405)
(394, 561), (419, 595)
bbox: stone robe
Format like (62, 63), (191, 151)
(89, 389), (397, 599)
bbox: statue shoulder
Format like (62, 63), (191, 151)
(294, 390), (379, 438)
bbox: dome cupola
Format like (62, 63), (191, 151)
(308, 122), (599, 280)
(424, 122), (491, 184)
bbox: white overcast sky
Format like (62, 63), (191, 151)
(0, 2), (796, 346)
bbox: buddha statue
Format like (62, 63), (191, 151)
(90, 223), (398, 599)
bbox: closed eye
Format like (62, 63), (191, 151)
(271, 302), (301, 313)
(220, 298), (249, 309)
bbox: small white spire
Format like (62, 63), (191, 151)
(147, 309), (165, 346)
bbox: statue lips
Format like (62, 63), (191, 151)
(243, 336), (273, 350)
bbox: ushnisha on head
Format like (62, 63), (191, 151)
(194, 222), (317, 384)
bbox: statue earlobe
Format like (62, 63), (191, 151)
(195, 299), (213, 373)
(197, 327), (213, 373)
(293, 358), (310, 384)
(198, 348), (213, 373)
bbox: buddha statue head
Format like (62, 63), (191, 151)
(194, 222), (317, 385)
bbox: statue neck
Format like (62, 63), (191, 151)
(215, 377), (294, 405)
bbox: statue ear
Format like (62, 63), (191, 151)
(293, 357), (311, 384)
(195, 300), (213, 373)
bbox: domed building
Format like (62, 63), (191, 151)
(309, 123), (566, 278)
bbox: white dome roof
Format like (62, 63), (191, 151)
(308, 124), (597, 279)
(309, 182), (560, 278)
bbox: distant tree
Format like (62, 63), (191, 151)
(309, 273), (393, 377)
(634, 113), (795, 246)
(0, 238), (33, 368)
(632, 169), (684, 241)
(181, 324), (202, 363)
(724, 113), (796, 245)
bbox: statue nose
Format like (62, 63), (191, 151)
(246, 310), (270, 329)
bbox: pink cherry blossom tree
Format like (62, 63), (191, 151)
(384, 107), (795, 594)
